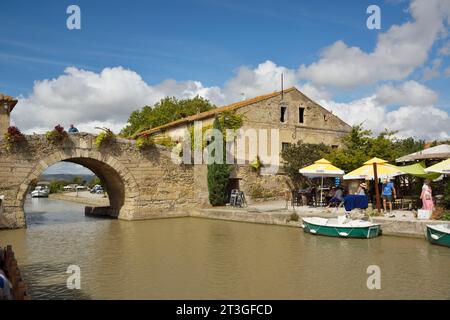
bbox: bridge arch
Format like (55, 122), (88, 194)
(17, 149), (140, 223)
(0, 133), (199, 229)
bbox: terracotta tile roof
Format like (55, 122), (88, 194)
(136, 87), (297, 137)
(0, 93), (18, 112)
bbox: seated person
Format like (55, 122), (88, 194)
(326, 187), (344, 208)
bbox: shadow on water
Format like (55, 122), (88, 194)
(21, 261), (92, 300)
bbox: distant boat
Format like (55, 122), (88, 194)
(31, 185), (50, 198)
(426, 224), (450, 248)
(302, 216), (381, 239)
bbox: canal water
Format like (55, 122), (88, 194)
(0, 198), (449, 299)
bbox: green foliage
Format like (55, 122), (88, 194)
(326, 124), (425, 172)
(121, 96), (216, 137)
(49, 180), (66, 194)
(135, 133), (154, 150)
(188, 124), (213, 151)
(443, 179), (450, 210)
(218, 110), (244, 132)
(88, 176), (103, 189)
(71, 176), (83, 185)
(281, 141), (331, 186)
(207, 117), (230, 206)
(187, 111), (243, 151)
(250, 156), (263, 174)
(45, 125), (68, 145)
(154, 135), (176, 147)
(95, 128), (115, 148)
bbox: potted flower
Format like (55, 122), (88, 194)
(45, 124), (68, 145)
(4, 126), (26, 152)
(94, 127), (115, 148)
(250, 156), (263, 174)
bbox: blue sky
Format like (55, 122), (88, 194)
(0, 0), (416, 96)
(1, 0), (450, 174)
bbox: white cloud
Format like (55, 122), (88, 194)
(318, 95), (450, 140)
(11, 61), (450, 140)
(221, 60), (298, 102)
(13, 66), (220, 134)
(422, 58), (442, 80)
(298, 0), (450, 88)
(318, 96), (387, 135)
(375, 80), (438, 106)
(438, 41), (450, 56)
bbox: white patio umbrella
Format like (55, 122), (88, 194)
(299, 158), (344, 205)
(424, 158), (450, 174)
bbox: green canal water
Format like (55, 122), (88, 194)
(0, 198), (449, 299)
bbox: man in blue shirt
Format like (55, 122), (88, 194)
(382, 179), (396, 214)
(68, 124), (79, 133)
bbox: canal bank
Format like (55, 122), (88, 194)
(190, 204), (447, 239)
(45, 195), (446, 239)
(48, 192), (108, 207)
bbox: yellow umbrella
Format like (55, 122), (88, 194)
(299, 158), (344, 204)
(343, 157), (405, 180)
(425, 158), (450, 174)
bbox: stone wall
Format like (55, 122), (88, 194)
(0, 133), (199, 228)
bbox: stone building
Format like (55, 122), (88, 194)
(139, 87), (352, 201)
(0, 94), (18, 136)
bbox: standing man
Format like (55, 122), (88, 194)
(68, 124), (79, 133)
(382, 179), (396, 214)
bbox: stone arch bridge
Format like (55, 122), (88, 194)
(0, 133), (206, 229)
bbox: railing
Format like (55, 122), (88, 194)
(0, 245), (30, 300)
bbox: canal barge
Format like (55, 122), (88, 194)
(302, 217), (381, 239)
(426, 224), (450, 248)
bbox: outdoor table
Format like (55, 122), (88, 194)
(343, 195), (368, 211)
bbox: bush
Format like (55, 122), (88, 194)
(136, 133), (154, 150)
(95, 128), (115, 148)
(45, 125), (68, 145)
(207, 117), (230, 206)
(154, 135), (175, 147)
(4, 126), (26, 152)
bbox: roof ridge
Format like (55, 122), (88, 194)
(135, 87), (297, 137)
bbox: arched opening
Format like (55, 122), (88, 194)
(63, 157), (125, 214)
(18, 152), (139, 227)
(24, 158), (126, 220)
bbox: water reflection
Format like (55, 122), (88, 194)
(0, 198), (449, 299)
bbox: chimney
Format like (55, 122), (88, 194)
(0, 93), (18, 136)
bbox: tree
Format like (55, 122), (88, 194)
(281, 141), (330, 187)
(121, 96), (216, 137)
(71, 176), (83, 185)
(207, 117), (230, 206)
(88, 176), (103, 189)
(49, 180), (66, 193)
(326, 124), (425, 172)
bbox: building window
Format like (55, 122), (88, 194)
(282, 142), (291, 152)
(280, 106), (287, 123)
(299, 107), (305, 123)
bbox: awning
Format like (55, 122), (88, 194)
(397, 162), (441, 180)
